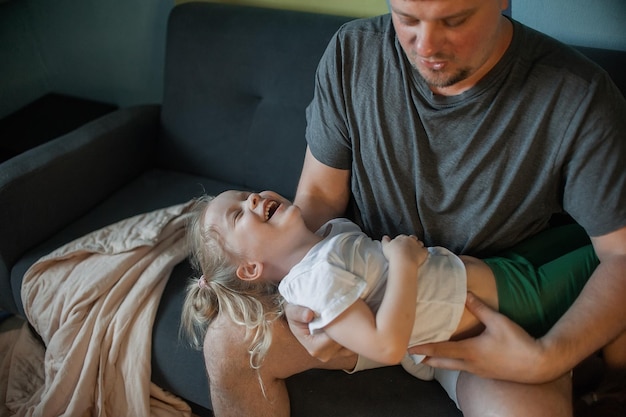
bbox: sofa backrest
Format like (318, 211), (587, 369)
(156, 3), (626, 201)
(157, 3), (352, 198)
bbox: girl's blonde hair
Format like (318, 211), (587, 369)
(180, 195), (284, 370)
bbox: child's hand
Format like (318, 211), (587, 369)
(381, 234), (428, 268)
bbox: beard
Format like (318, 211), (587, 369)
(407, 51), (473, 89)
(416, 64), (472, 89)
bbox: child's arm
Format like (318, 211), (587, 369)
(322, 235), (428, 364)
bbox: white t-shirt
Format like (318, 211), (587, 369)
(278, 218), (467, 348)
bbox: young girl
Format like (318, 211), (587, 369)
(181, 190), (621, 382)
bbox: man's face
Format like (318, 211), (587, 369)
(389, 0), (511, 95)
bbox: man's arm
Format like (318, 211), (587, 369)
(287, 146), (354, 361)
(544, 225), (626, 373)
(409, 225), (626, 383)
(294, 146), (351, 231)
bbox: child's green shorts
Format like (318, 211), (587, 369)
(483, 223), (599, 337)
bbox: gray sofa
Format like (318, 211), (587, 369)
(1, 3), (625, 416)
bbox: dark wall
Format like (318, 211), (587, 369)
(0, 0), (174, 118)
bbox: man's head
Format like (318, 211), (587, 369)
(389, 0), (512, 95)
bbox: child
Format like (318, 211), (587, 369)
(181, 190), (619, 379)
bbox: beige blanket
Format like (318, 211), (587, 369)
(4, 202), (196, 417)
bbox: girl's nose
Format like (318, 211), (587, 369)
(247, 193), (261, 209)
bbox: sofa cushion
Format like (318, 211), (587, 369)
(156, 4), (352, 198)
(10, 169), (241, 315)
(10, 166), (464, 415)
(287, 367), (461, 416)
(10, 166), (463, 415)
(9, 169), (241, 410)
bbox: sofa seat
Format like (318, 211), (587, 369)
(10, 167), (238, 410)
(9, 162), (461, 415)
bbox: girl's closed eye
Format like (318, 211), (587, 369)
(234, 209), (243, 224)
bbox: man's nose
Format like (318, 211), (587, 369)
(415, 22), (443, 57)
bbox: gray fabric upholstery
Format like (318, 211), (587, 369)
(157, 4), (350, 198)
(1, 3), (624, 416)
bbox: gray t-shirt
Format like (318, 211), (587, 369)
(305, 15), (626, 256)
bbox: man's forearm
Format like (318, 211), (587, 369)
(539, 253), (626, 379)
(405, 233), (626, 385)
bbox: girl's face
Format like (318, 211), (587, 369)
(203, 190), (310, 277)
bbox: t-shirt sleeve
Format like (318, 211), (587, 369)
(305, 31), (353, 170)
(561, 71), (626, 236)
(279, 260), (366, 333)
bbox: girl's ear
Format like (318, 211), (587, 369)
(236, 261), (264, 281)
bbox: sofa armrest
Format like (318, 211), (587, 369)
(0, 104), (161, 313)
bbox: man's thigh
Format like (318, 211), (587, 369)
(457, 370), (572, 417)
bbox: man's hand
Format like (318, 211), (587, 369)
(408, 293), (562, 384)
(284, 303), (354, 362)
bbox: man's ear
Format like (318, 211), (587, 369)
(236, 261), (264, 281)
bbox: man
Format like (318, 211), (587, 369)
(204, 0), (626, 415)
